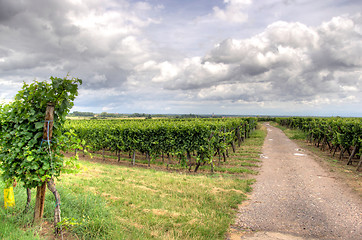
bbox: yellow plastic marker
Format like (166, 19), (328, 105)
(4, 187), (15, 208)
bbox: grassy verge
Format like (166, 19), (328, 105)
(271, 123), (307, 140)
(60, 162), (254, 239)
(0, 125), (267, 240)
(270, 121), (362, 196)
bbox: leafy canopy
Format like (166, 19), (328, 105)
(0, 76), (82, 188)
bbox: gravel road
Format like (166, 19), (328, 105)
(230, 123), (362, 240)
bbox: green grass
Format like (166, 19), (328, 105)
(271, 122), (307, 140)
(0, 124), (267, 240)
(59, 162), (255, 239)
(214, 166), (257, 174)
(0, 207), (41, 240)
(0, 180), (114, 240)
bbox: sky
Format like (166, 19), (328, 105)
(0, 0), (361, 117)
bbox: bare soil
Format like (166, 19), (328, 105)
(229, 123), (362, 240)
(38, 221), (77, 240)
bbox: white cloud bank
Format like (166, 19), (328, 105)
(0, 0), (361, 116)
(0, 0), (159, 89)
(135, 14), (361, 108)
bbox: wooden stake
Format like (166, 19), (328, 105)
(356, 154), (362, 171)
(347, 145), (358, 165)
(33, 103), (54, 225)
(33, 182), (47, 225)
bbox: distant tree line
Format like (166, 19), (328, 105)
(69, 111), (214, 119)
(69, 111), (95, 117)
(68, 111), (256, 119)
(68, 111), (154, 118)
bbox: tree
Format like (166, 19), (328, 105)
(0, 76), (82, 233)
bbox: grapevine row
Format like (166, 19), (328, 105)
(276, 117), (362, 170)
(65, 118), (257, 172)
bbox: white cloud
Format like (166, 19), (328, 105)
(198, 82), (272, 102)
(0, 0), (361, 116)
(213, 0), (252, 23)
(0, 77), (24, 102)
(0, 0), (166, 98)
(92, 74), (107, 83)
(146, 14), (361, 106)
(151, 61), (180, 83)
(135, 57), (230, 90)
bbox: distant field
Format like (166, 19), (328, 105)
(66, 116), (168, 120)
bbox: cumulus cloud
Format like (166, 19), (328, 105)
(134, 57), (230, 90)
(147, 14), (361, 105)
(197, 82), (272, 102)
(0, 0), (159, 90)
(213, 0), (252, 23)
(0, 0), (361, 116)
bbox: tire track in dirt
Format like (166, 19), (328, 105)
(229, 123), (362, 240)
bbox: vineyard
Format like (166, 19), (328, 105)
(1, 83), (362, 240)
(65, 118), (258, 172)
(276, 117), (362, 170)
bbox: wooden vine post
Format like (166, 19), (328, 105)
(33, 183), (47, 225)
(33, 103), (55, 225)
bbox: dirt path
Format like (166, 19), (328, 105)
(229, 123), (362, 240)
